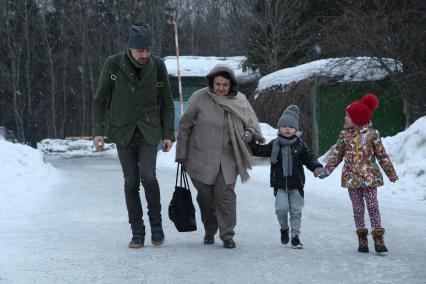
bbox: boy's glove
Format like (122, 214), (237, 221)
(252, 132), (265, 144)
(314, 167), (328, 179)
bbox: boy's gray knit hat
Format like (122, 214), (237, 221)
(277, 105), (300, 129)
(128, 21), (152, 49)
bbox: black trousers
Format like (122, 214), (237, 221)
(117, 130), (161, 230)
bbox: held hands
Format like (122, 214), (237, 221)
(243, 128), (266, 144)
(314, 167), (328, 179)
(93, 136), (105, 151)
(243, 130), (253, 143)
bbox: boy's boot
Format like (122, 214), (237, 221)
(150, 218), (165, 246)
(291, 235), (303, 249)
(372, 228), (388, 253)
(280, 228), (289, 245)
(128, 226), (145, 248)
(356, 228), (369, 253)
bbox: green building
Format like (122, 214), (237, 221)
(251, 57), (406, 155)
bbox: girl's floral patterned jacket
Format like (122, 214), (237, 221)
(324, 124), (398, 188)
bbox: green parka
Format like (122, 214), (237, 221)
(92, 52), (175, 147)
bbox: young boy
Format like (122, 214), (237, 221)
(247, 105), (325, 248)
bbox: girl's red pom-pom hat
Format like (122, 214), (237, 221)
(346, 93), (379, 126)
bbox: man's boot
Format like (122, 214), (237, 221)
(356, 228), (369, 253)
(128, 226), (145, 249)
(372, 228), (388, 253)
(150, 219), (165, 246)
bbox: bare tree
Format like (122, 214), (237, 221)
(3, 0), (25, 141)
(23, 0), (34, 143)
(77, 0), (88, 136)
(228, 0), (312, 75)
(40, 9), (58, 138)
(318, 0), (426, 123)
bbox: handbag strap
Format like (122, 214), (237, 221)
(182, 165), (190, 190)
(175, 163), (190, 191)
(175, 163), (181, 187)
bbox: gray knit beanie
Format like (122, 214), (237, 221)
(277, 105), (300, 129)
(128, 21), (152, 49)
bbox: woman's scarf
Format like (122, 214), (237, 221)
(207, 89), (263, 183)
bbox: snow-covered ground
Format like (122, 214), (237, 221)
(1, 118), (425, 283)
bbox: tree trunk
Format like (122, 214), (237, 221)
(60, 49), (68, 138)
(41, 12), (57, 138)
(79, 0), (87, 135)
(24, 0), (35, 145)
(11, 49), (25, 141)
(6, 3), (25, 142)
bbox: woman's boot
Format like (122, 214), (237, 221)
(356, 228), (369, 253)
(372, 228), (388, 253)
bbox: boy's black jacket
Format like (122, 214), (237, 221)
(249, 135), (322, 196)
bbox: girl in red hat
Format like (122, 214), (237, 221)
(321, 93), (398, 253)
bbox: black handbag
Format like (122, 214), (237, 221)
(168, 164), (197, 232)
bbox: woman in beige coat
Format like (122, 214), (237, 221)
(175, 64), (264, 248)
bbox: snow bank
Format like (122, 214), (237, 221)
(381, 116), (426, 201)
(0, 139), (59, 212)
(0, 140), (53, 189)
(257, 57), (402, 93)
(259, 123), (278, 142)
(164, 56), (259, 82)
(38, 139), (116, 157)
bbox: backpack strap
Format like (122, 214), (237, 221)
(107, 53), (122, 109)
(151, 55), (168, 129)
(109, 52), (122, 83)
(151, 55), (164, 88)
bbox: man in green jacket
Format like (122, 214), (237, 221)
(92, 21), (175, 248)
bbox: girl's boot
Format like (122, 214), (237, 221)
(356, 228), (369, 253)
(372, 228), (388, 253)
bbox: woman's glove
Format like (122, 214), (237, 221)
(243, 131), (253, 143)
(244, 128), (265, 144)
(175, 158), (186, 165)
